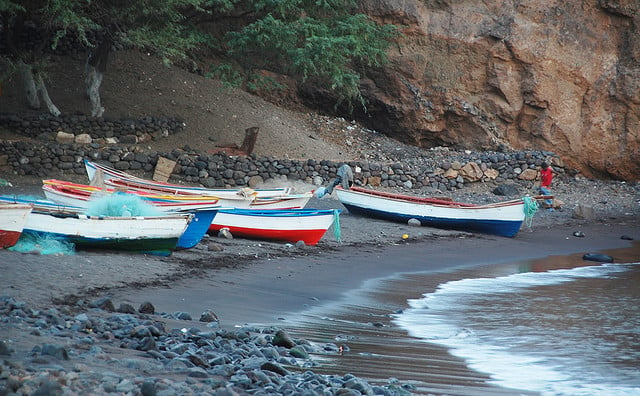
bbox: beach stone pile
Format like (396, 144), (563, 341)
(0, 295), (412, 395)
(0, 130), (563, 193)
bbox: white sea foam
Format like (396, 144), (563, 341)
(393, 262), (640, 395)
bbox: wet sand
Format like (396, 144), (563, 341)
(111, 220), (640, 326)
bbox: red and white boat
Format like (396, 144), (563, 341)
(0, 203), (33, 248)
(209, 208), (341, 245)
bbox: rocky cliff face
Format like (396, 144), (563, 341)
(304, 0), (639, 180)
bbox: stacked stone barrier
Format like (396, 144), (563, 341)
(0, 126), (563, 193)
(0, 113), (184, 144)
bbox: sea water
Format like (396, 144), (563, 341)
(393, 262), (640, 396)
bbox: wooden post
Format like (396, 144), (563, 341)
(239, 127), (259, 155)
(89, 168), (105, 187)
(153, 157), (176, 182)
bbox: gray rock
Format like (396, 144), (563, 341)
(116, 379), (136, 393)
(199, 309), (219, 323)
(493, 183), (520, 196)
(117, 303), (137, 314)
(140, 381), (157, 396)
(41, 344), (69, 360)
(173, 311), (192, 320)
(289, 345), (309, 359)
(218, 228), (233, 239)
(241, 356), (269, 370)
(187, 367), (209, 378)
(131, 325), (153, 338)
(32, 380), (63, 396)
(136, 336), (157, 351)
(261, 361), (290, 376)
(343, 376), (375, 395)
(89, 297), (115, 312)
(187, 354), (209, 368)
(74, 313), (89, 322)
(165, 358), (194, 370)
(272, 329), (295, 348)
(139, 301), (155, 314)
(583, 253), (614, 263)
(207, 242), (225, 252)
(572, 205), (595, 220)
(0, 340), (13, 355)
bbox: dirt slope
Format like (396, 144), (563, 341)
(0, 50), (367, 161)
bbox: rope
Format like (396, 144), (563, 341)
(332, 209), (342, 243)
(523, 196), (539, 228)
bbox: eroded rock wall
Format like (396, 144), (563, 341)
(323, 0), (639, 180)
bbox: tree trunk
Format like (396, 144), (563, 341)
(84, 34), (111, 118)
(19, 61), (61, 116)
(35, 72), (61, 116)
(85, 64), (104, 117)
(20, 62), (39, 109)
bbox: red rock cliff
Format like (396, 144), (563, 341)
(308, 0), (639, 180)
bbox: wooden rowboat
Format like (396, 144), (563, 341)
(0, 203), (33, 248)
(23, 210), (191, 255)
(42, 179), (240, 210)
(86, 159), (294, 197)
(85, 160), (312, 209)
(8, 196), (191, 255)
(335, 186), (538, 237)
(208, 208), (341, 245)
(0, 195), (215, 250)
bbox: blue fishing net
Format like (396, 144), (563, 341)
(523, 196), (539, 227)
(332, 209), (342, 243)
(9, 233), (76, 255)
(84, 192), (163, 217)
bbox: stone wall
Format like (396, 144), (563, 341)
(0, 138), (562, 194)
(0, 113), (184, 145)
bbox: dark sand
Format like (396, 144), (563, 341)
(107, 220), (640, 395)
(1, 184), (639, 394)
(110, 220), (640, 325)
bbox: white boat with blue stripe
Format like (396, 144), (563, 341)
(335, 186), (538, 238)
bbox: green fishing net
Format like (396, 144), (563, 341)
(84, 192), (163, 217)
(9, 233), (76, 255)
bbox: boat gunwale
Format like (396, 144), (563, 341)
(340, 186), (527, 209)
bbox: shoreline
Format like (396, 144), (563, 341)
(109, 217), (640, 327)
(2, 188), (638, 316)
(282, 240), (640, 395)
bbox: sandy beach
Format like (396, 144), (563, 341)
(106, 218), (640, 327)
(1, 180), (639, 394)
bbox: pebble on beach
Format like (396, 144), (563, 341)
(0, 296), (413, 395)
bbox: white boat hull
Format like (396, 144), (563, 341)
(22, 210), (191, 255)
(209, 209), (339, 245)
(85, 160), (311, 209)
(0, 203), (33, 248)
(336, 187), (526, 237)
